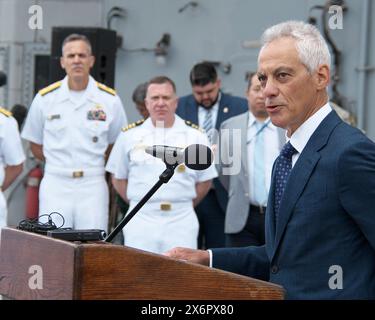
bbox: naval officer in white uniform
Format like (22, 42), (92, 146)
(106, 76), (217, 254)
(0, 107), (25, 229)
(21, 34), (127, 231)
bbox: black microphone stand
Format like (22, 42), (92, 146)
(105, 162), (178, 242)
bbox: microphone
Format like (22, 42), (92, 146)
(145, 144), (213, 170)
(105, 143), (212, 242)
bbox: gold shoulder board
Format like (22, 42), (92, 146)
(39, 81), (62, 96)
(0, 107), (12, 117)
(97, 82), (116, 96)
(121, 118), (145, 132)
(185, 120), (203, 132)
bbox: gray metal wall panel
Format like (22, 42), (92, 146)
(104, 0), (375, 142)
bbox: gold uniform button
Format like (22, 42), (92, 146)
(160, 203), (171, 211)
(177, 164), (186, 173)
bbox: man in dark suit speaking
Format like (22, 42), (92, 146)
(166, 20), (375, 299)
(177, 62), (248, 249)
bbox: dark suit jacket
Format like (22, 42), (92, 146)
(177, 92), (248, 211)
(212, 111), (375, 299)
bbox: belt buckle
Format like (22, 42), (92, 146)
(160, 202), (171, 211)
(73, 171), (84, 178)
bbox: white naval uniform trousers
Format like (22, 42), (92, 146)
(39, 168), (109, 230)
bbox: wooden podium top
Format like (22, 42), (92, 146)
(0, 227), (285, 300)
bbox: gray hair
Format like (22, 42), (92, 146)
(259, 20), (331, 73)
(62, 33), (92, 56)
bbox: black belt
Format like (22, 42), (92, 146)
(250, 204), (266, 214)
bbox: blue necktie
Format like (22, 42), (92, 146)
(253, 121), (267, 205)
(274, 141), (297, 225)
(203, 109), (213, 143)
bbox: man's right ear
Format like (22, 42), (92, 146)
(315, 64), (330, 90)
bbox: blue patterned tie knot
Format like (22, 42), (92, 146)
(280, 141), (297, 159)
(274, 141), (297, 225)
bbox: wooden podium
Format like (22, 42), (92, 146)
(0, 228), (285, 300)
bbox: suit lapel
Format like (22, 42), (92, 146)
(265, 162), (277, 256)
(187, 97), (199, 125)
(216, 93), (228, 130)
(270, 111), (342, 260)
(271, 151), (321, 259)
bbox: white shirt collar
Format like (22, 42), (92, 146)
(170, 114), (185, 129)
(57, 75), (96, 103)
(289, 103), (332, 154)
(247, 111), (256, 128)
(143, 114), (185, 130)
(56, 76), (70, 102)
(247, 111), (272, 129)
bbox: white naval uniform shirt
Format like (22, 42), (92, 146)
(0, 112), (26, 185)
(106, 115), (218, 202)
(21, 76), (127, 169)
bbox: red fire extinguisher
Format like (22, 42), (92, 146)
(25, 165), (43, 219)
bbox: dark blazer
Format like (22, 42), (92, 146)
(177, 92), (248, 210)
(212, 111), (375, 299)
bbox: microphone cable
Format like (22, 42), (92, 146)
(17, 212), (71, 235)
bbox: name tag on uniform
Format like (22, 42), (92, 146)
(48, 114), (61, 121)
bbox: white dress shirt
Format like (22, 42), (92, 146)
(197, 94), (220, 129)
(289, 103), (332, 167)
